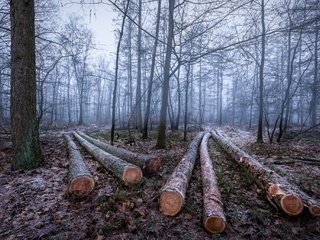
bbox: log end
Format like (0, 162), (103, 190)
(280, 194), (303, 216)
(309, 205), (320, 216)
(204, 215), (226, 233)
(68, 176), (95, 198)
(268, 184), (282, 197)
(123, 166), (143, 184)
(143, 157), (161, 176)
(159, 191), (183, 216)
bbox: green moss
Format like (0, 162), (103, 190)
(11, 121), (42, 170)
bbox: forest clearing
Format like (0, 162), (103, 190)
(1, 127), (319, 239)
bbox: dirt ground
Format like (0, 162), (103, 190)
(0, 127), (319, 240)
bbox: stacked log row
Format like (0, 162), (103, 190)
(64, 134), (95, 198)
(76, 131), (161, 176)
(200, 133), (226, 233)
(211, 130), (320, 216)
(159, 132), (204, 216)
(73, 132), (142, 185)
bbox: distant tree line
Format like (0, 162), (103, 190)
(1, 0), (319, 169)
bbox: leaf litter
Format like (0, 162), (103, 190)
(0, 128), (319, 239)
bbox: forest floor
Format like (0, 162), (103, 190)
(0, 126), (319, 240)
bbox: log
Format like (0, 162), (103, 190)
(73, 132), (142, 185)
(159, 132), (204, 216)
(211, 130), (320, 216)
(64, 134), (95, 198)
(76, 131), (160, 176)
(200, 133), (226, 233)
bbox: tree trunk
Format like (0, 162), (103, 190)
(64, 134), (94, 197)
(142, 0), (161, 139)
(111, 1), (130, 144)
(73, 131), (142, 185)
(159, 132), (204, 216)
(156, 0), (175, 149)
(10, 0), (43, 170)
(136, 0), (143, 131)
(257, 0), (265, 143)
(211, 130), (320, 216)
(77, 131), (160, 176)
(311, 27), (318, 127)
(200, 133), (226, 233)
(183, 62), (191, 141)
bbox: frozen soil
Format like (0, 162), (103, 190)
(0, 128), (319, 240)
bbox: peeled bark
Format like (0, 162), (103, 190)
(159, 132), (204, 216)
(211, 130), (320, 216)
(200, 133), (226, 233)
(77, 131), (160, 176)
(73, 132), (142, 185)
(64, 134), (94, 198)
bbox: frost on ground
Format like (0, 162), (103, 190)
(0, 128), (319, 239)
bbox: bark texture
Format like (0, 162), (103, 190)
(159, 132), (204, 216)
(77, 131), (160, 176)
(73, 132), (142, 185)
(65, 134), (94, 198)
(10, 0), (42, 170)
(211, 130), (320, 216)
(200, 133), (226, 233)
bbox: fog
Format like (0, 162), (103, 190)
(0, 0), (319, 143)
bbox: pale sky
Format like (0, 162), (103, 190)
(58, 1), (118, 59)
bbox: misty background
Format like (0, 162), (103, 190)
(0, 0), (319, 143)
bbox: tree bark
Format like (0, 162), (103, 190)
(77, 131), (160, 176)
(136, 0), (143, 131)
(257, 0), (265, 143)
(311, 26), (318, 128)
(111, 1), (130, 144)
(211, 130), (320, 216)
(159, 132), (204, 216)
(200, 133), (226, 233)
(10, 0), (43, 170)
(156, 0), (175, 149)
(73, 131), (142, 185)
(64, 134), (94, 197)
(143, 0), (162, 139)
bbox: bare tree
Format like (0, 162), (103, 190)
(143, 0), (162, 139)
(257, 0), (266, 143)
(156, 0), (175, 149)
(111, 0), (130, 145)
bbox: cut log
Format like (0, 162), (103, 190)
(211, 130), (320, 216)
(159, 132), (204, 216)
(64, 134), (95, 198)
(200, 133), (226, 233)
(73, 132), (142, 185)
(76, 131), (160, 176)
(210, 130), (302, 216)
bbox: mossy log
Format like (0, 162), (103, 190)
(64, 134), (95, 197)
(159, 132), (204, 216)
(73, 132), (142, 185)
(200, 133), (226, 233)
(76, 131), (160, 176)
(211, 130), (320, 216)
